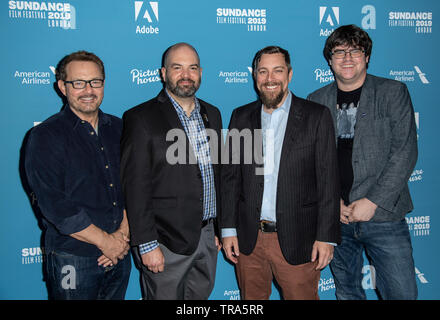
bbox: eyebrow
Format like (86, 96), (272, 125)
(257, 65), (287, 71)
(169, 63), (200, 68)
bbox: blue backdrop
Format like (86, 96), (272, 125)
(1, 0), (437, 300)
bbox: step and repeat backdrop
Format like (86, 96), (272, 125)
(1, 0), (438, 300)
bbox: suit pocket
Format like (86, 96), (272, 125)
(301, 201), (318, 208)
(152, 197), (177, 209)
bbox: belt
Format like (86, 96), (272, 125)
(260, 220), (277, 233)
(202, 218), (215, 228)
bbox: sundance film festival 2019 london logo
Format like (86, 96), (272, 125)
(216, 8), (267, 32)
(8, 1), (76, 29)
(21, 246), (45, 265)
(135, 1), (159, 34)
(388, 11), (432, 34)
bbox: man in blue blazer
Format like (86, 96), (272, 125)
(308, 24), (418, 300)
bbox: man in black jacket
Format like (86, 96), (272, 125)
(221, 46), (340, 300)
(121, 43), (222, 300)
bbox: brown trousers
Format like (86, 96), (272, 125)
(236, 231), (320, 300)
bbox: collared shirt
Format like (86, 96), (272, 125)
(260, 91), (292, 222)
(139, 90), (216, 255)
(221, 92), (292, 238)
(25, 106), (125, 257)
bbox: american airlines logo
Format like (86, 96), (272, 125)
(415, 267), (428, 284)
(135, 1), (159, 22)
(389, 66), (429, 84)
(414, 66), (429, 84)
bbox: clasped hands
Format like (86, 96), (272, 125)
(98, 229), (130, 268)
(340, 198), (378, 224)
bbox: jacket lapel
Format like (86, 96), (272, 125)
(354, 74), (375, 144)
(279, 94), (303, 161)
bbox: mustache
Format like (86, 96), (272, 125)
(78, 94), (97, 99)
(262, 81), (282, 87)
(177, 78), (195, 86)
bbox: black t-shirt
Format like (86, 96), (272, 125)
(336, 86), (362, 205)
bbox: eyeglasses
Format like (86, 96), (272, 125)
(331, 49), (365, 59)
(64, 79), (104, 89)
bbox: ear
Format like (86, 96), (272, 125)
(288, 68), (293, 82)
(366, 56), (370, 64)
(160, 67), (166, 82)
(57, 80), (67, 96)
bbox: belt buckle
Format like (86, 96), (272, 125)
(260, 220), (275, 233)
(260, 220), (269, 233)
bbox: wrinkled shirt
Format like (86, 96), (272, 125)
(25, 106), (125, 257)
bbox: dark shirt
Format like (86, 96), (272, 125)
(336, 86), (362, 204)
(25, 106), (125, 257)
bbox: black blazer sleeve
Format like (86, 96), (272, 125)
(120, 109), (158, 246)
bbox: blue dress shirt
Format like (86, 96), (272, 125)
(221, 92), (292, 238)
(138, 90), (217, 255)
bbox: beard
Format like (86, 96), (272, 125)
(166, 77), (201, 98)
(259, 81), (285, 109)
(68, 94), (102, 115)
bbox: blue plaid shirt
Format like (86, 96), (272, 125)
(139, 90), (217, 255)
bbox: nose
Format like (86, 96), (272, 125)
(342, 51), (353, 60)
(84, 82), (94, 92)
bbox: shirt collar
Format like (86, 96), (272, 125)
(63, 104), (110, 129)
(165, 89), (200, 117)
(262, 90), (292, 116)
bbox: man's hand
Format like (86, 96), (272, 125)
(141, 247), (165, 273)
(215, 236), (222, 252)
(347, 198), (377, 223)
(340, 199), (352, 224)
(222, 236), (240, 264)
(99, 232), (130, 265)
(311, 241), (334, 270)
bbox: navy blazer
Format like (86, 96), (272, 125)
(307, 74), (418, 221)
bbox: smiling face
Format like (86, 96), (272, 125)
(161, 44), (202, 99)
(330, 44), (369, 91)
(255, 52), (292, 110)
(57, 60), (104, 119)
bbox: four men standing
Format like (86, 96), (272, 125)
(25, 25), (419, 300)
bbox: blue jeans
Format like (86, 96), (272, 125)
(330, 219), (417, 300)
(45, 250), (131, 300)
